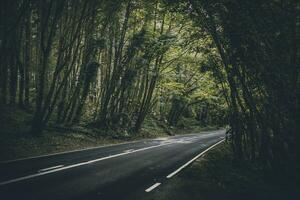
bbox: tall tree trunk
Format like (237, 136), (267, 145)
(24, 9), (31, 107)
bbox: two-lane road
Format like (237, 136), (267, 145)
(0, 130), (225, 200)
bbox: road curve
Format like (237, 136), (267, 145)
(0, 130), (225, 200)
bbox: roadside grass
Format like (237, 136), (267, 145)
(0, 108), (218, 161)
(145, 142), (300, 200)
(0, 108), (130, 161)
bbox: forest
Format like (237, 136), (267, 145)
(0, 0), (299, 177)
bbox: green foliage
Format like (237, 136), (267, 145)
(173, 0), (300, 167)
(0, 0), (228, 137)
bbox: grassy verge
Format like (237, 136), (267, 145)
(0, 108), (130, 161)
(0, 108), (218, 161)
(146, 142), (300, 200)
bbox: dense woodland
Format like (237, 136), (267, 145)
(0, 0), (299, 170)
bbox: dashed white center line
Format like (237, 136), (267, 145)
(38, 165), (64, 173)
(0, 132), (226, 188)
(0, 142), (172, 186)
(145, 182), (161, 192)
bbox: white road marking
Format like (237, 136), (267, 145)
(0, 142), (173, 186)
(0, 131), (226, 186)
(0, 140), (142, 164)
(145, 182), (161, 192)
(0, 130), (225, 164)
(156, 137), (168, 140)
(123, 149), (134, 153)
(166, 139), (225, 179)
(38, 165), (64, 173)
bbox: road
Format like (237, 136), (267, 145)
(0, 130), (225, 200)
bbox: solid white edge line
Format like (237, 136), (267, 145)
(0, 130), (225, 164)
(123, 149), (135, 153)
(0, 140), (142, 164)
(38, 165), (64, 173)
(166, 139), (225, 179)
(145, 182), (161, 192)
(0, 143), (172, 186)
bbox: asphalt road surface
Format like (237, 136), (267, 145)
(0, 130), (225, 200)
